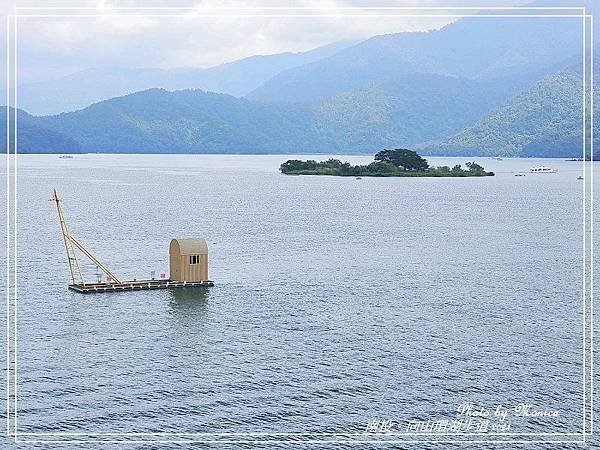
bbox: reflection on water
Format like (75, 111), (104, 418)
(168, 286), (211, 316)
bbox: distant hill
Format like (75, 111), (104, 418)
(418, 64), (598, 157)
(313, 72), (540, 152)
(8, 40), (354, 116)
(10, 58), (596, 157)
(247, 15), (583, 103)
(31, 89), (326, 153)
(1, 108), (81, 153)
(17, 70), (543, 154)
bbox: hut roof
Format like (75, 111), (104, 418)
(170, 238), (208, 255)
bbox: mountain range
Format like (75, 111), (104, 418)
(7, 40), (354, 116)
(3, 0), (598, 157)
(247, 14), (583, 103)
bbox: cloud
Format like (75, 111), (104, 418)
(1, 0), (525, 84)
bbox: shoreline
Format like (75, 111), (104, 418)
(9, 152), (593, 160)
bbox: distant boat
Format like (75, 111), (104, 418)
(529, 166), (557, 174)
(59, 155), (74, 159)
(493, 157), (503, 161)
(356, 177), (362, 180)
(515, 173), (525, 177)
(566, 157), (581, 161)
(577, 175), (584, 180)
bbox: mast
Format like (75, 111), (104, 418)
(50, 189), (84, 285)
(50, 189), (122, 285)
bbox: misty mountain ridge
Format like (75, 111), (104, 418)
(247, 15), (585, 103)
(9, 58), (592, 156)
(5, 0), (598, 157)
(8, 39), (355, 116)
(418, 57), (600, 157)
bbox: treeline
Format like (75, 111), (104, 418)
(280, 149), (494, 177)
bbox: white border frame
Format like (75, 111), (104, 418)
(4, 5), (594, 445)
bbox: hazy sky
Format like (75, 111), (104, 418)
(3, 0), (531, 83)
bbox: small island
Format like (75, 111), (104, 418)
(280, 149), (494, 177)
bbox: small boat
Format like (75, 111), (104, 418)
(493, 157), (503, 161)
(356, 177), (362, 180)
(59, 155), (74, 159)
(577, 176), (584, 180)
(515, 173), (525, 177)
(529, 166), (557, 174)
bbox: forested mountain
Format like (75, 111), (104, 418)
(419, 63), (598, 157)
(1, 108), (81, 153)
(12, 61), (597, 156)
(313, 72), (549, 152)
(247, 15), (583, 103)
(19, 70), (540, 154)
(32, 89), (325, 153)
(8, 40), (353, 116)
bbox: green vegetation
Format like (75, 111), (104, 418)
(14, 56), (600, 156)
(1, 108), (81, 154)
(12, 54), (600, 156)
(280, 149), (494, 177)
(419, 65), (600, 157)
(30, 77), (522, 155)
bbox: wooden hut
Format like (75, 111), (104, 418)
(169, 238), (209, 282)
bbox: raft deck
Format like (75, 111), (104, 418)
(68, 279), (214, 294)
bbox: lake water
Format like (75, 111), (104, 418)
(0, 154), (596, 447)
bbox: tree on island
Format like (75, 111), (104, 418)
(465, 161), (485, 172)
(374, 149), (429, 171)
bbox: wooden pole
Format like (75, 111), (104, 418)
(50, 189), (85, 285)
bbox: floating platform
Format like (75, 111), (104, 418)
(68, 279), (214, 294)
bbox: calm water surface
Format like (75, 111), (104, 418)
(0, 154), (595, 448)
